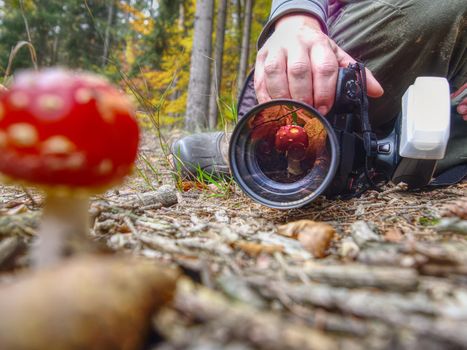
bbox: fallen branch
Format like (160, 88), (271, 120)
(290, 264), (419, 291)
(156, 279), (339, 350)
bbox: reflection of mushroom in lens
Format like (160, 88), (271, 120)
(0, 68), (140, 268)
(249, 104), (292, 141)
(274, 125), (309, 175)
(275, 125), (309, 153)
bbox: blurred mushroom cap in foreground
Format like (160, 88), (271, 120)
(0, 68), (140, 193)
(0, 255), (179, 350)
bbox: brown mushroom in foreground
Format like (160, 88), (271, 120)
(0, 255), (179, 350)
(0, 68), (140, 267)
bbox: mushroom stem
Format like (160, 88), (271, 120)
(32, 194), (90, 268)
(287, 158), (303, 176)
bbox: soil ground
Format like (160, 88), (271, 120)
(0, 131), (466, 350)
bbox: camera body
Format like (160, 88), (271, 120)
(322, 65), (375, 197)
(229, 63), (451, 209)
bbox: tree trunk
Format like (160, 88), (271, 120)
(51, 32), (59, 65)
(208, 0), (228, 129)
(102, 0), (115, 67)
(185, 0), (215, 132)
(234, 0), (243, 50)
(178, 2), (186, 34)
(237, 0), (253, 95)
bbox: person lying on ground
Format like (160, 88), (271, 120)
(172, 0), (466, 182)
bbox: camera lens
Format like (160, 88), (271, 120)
(229, 100), (339, 209)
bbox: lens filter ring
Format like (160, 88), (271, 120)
(229, 99), (340, 209)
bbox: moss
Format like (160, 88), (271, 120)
(418, 216), (440, 226)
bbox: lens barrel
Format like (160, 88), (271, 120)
(229, 100), (340, 209)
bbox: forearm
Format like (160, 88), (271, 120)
(258, 0), (329, 48)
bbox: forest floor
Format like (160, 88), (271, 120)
(0, 131), (466, 350)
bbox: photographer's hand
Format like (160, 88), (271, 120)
(452, 84), (467, 121)
(458, 99), (467, 121)
(255, 14), (384, 115)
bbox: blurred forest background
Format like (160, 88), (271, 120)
(0, 0), (270, 130)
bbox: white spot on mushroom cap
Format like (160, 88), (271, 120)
(38, 94), (64, 113)
(96, 94), (115, 123)
(9, 92), (29, 109)
(97, 159), (113, 175)
(8, 123), (38, 147)
(96, 93), (134, 123)
(75, 88), (93, 104)
(66, 153), (85, 170)
(43, 152), (86, 171)
(44, 156), (67, 171)
(42, 136), (75, 154)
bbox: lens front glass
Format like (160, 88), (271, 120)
(230, 101), (338, 208)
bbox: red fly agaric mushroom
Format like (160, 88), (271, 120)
(0, 68), (139, 267)
(275, 125), (309, 154)
(275, 125), (309, 175)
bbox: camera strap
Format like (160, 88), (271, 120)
(346, 63), (386, 196)
(353, 63), (378, 157)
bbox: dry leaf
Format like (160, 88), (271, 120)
(384, 227), (404, 242)
(232, 240), (284, 257)
(181, 181), (207, 192)
(277, 220), (309, 238)
(0, 255), (179, 350)
(279, 220), (335, 258)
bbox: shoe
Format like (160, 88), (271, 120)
(170, 132), (230, 178)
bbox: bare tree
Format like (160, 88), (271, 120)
(237, 0), (253, 94)
(185, 0), (215, 132)
(208, 0), (228, 129)
(102, 0), (115, 67)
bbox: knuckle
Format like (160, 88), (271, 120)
(264, 60), (284, 75)
(288, 62), (311, 79)
(315, 63), (337, 77)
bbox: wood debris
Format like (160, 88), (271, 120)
(440, 197), (467, 219)
(1, 132), (466, 349)
(351, 221), (382, 247)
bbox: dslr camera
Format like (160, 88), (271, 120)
(229, 63), (451, 209)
